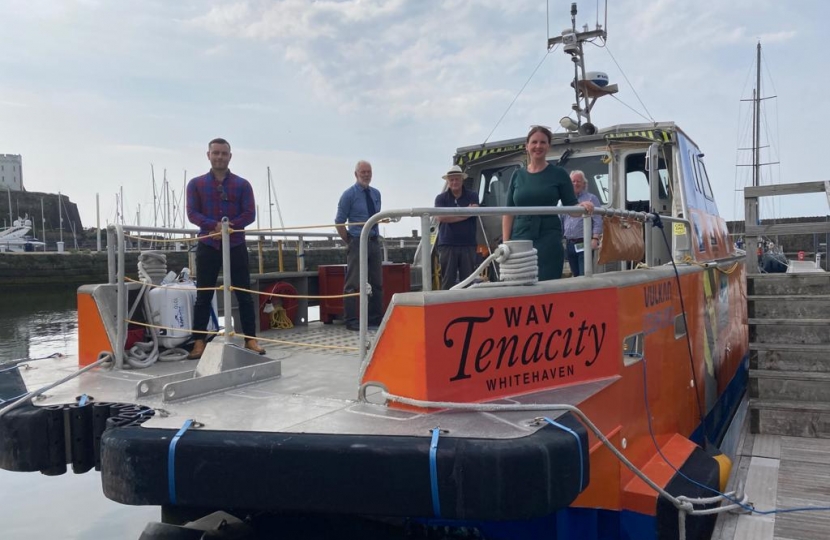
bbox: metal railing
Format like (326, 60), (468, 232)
(106, 209), (693, 369)
(107, 223), (360, 369)
(358, 206), (694, 363)
(744, 180), (830, 273)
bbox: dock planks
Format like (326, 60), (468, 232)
(713, 423), (830, 540)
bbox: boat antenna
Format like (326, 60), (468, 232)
(547, 2), (609, 134)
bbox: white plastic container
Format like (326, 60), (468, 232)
(147, 280), (218, 348)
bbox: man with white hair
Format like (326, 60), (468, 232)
(335, 160), (383, 330)
(561, 170), (602, 277)
(434, 165), (479, 289)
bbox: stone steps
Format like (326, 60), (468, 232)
(748, 318), (830, 345)
(748, 294), (830, 319)
(749, 399), (830, 438)
(749, 369), (830, 402)
(747, 273), (830, 295)
(747, 274), (830, 437)
(750, 343), (830, 372)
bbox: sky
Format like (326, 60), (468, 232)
(1, 0), (828, 237)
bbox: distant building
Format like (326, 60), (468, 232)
(0, 154), (23, 192)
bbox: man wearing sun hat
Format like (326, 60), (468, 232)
(434, 165), (480, 290)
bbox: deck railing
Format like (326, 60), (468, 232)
(106, 208), (694, 369)
(744, 180), (830, 273)
(358, 206), (694, 363)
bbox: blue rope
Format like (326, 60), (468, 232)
(78, 394), (89, 407)
(0, 365), (21, 375)
(638, 355), (830, 516)
(429, 428), (442, 518)
(168, 419), (194, 505)
(544, 417), (584, 491)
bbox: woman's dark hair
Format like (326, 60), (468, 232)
(526, 125), (553, 144)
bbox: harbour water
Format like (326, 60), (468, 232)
(0, 287), (158, 539)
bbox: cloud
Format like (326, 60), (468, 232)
(186, 1), (544, 124)
(105, 144), (178, 155)
(0, 100), (28, 108)
(757, 30), (797, 44)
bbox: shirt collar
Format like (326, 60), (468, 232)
(208, 170), (233, 183)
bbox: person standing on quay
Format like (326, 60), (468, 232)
(335, 160), (383, 330)
(501, 126), (595, 280)
(186, 137), (264, 359)
(434, 165), (479, 289)
(561, 170), (603, 277)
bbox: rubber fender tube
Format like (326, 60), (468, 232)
(106, 416), (136, 430)
(0, 403), (50, 472)
(92, 402), (114, 471)
(40, 405), (67, 476)
(67, 403), (94, 474)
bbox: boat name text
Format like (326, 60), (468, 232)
(444, 303), (607, 382)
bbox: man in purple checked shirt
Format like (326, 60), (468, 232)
(185, 138), (264, 359)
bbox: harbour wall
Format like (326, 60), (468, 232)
(0, 246), (418, 290)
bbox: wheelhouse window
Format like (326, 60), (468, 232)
(697, 157), (715, 201)
(625, 152), (669, 212)
(557, 155), (610, 204)
(479, 165), (520, 207)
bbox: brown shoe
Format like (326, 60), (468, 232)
(188, 339), (206, 360)
(245, 339), (266, 355)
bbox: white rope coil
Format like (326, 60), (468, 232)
(137, 250), (168, 285)
(450, 240), (538, 290)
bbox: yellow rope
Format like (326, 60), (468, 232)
(124, 276), (221, 292)
(126, 320), (360, 351)
(232, 285), (359, 299)
(269, 306), (294, 330)
(680, 256), (740, 274)
(123, 231), (219, 243)
(236, 332), (359, 352)
(125, 319), (224, 336)
(237, 219), (392, 234)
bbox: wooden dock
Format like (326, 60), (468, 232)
(713, 422), (830, 540)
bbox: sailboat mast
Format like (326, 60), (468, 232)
(753, 42), (762, 188)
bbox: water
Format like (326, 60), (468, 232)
(0, 287), (158, 540)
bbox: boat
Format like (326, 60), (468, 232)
(0, 4), (749, 539)
(0, 217), (46, 252)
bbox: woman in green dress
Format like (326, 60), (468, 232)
(501, 126), (596, 280)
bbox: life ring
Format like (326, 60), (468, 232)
(259, 282), (298, 332)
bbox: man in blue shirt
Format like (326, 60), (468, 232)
(561, 170), (603, 277)
(335, 160), (383, 330)
(186, 138), (264, 358)
(434, 165), (479, 289)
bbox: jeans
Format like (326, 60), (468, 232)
(344, 236), (383, 327)
(437, 245), (477, 290)
(192, 242), (257, 339)
(566, 240), (585, 277)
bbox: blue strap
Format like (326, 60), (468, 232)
(78, 394), (89, 407)
(0, 364), (21, 374)
(429, 428), (442, 518)
(545, 417), (584, 490)
(168, 419), (194, 504)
